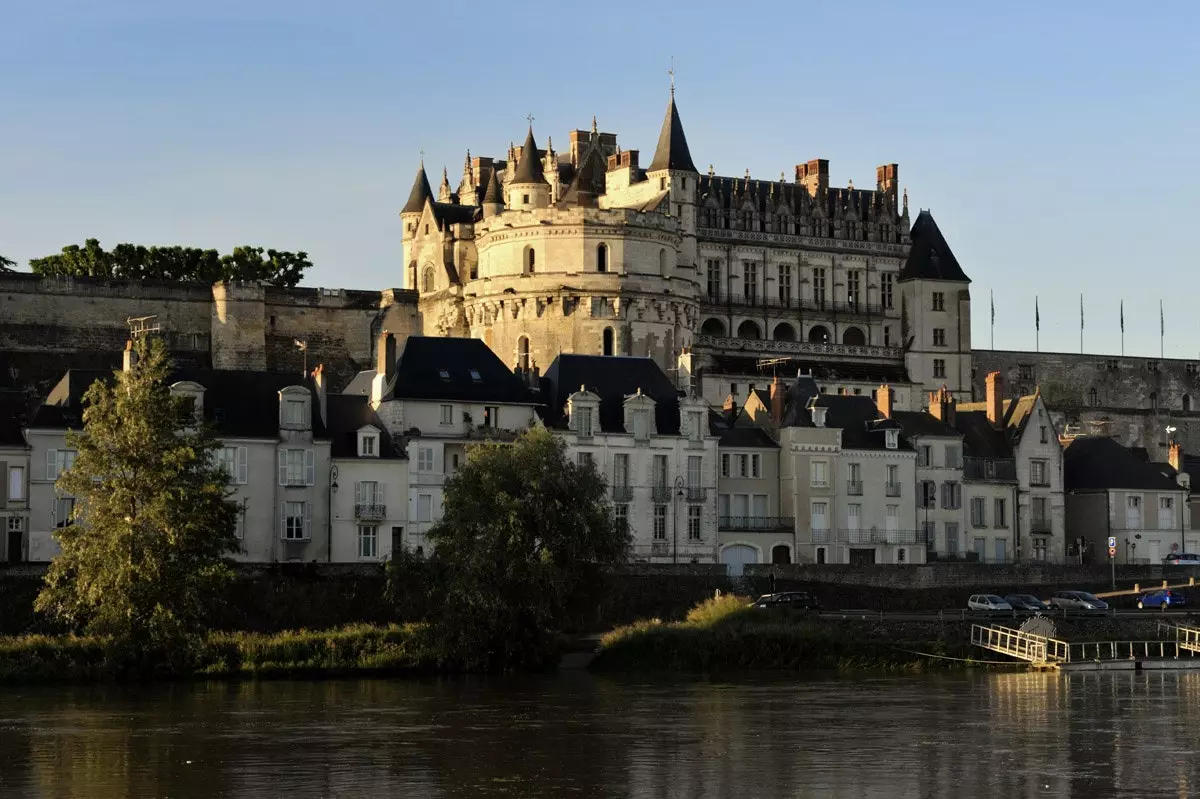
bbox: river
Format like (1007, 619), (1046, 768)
(1, 671), (1198, 797)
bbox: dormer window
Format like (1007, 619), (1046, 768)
(687, 410), (704, 441)
(358, 428), (380, 458)
(470, 369), (482, 382)
(169, 381), (206, 425)
(633, 409), (649, 440)
(438, 369), (451, 380)
(811, 407), (827, 427)
(279, 386), (311, 430)
(885, 429), (899, 450)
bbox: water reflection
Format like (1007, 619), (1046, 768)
(1, 672), (1199, 797)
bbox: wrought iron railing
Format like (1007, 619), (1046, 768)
(354, 503), (386, 521)
(651, 486), (673, 503)
(885, 483), (902, 497)
(718, 515), (794, 532)
(847, 480), (863, 496)
(693, 335), (902, 361)
(1029, 518), (1053, 534)
(964, 457), (1017, 481)
(611, 485), (634, 502)
(686, 487), (707, 502)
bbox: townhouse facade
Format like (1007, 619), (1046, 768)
(0, 392), (30, 563)
(712, 417), (784, 574)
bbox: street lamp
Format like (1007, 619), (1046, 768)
(673, 475), (686, 564)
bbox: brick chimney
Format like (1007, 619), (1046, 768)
(122, 340), (138, 372)
(928, 386), (956, 427)
(722, 394), (738, 421)
(769, 375), (785, 425)
(986, 371), (1003, 428)
(1169, 442), (1184, 473)
(377, 330), (397, 385)
(876, 384), (894, 418)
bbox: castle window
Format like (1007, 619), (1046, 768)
(933, 359), (946, 379)
(932, 292), (945, 311)
(933, 328), (946, 347)
(742, 261), (758, 303)
(881, 273), (894, 309)
(424, 224), (429, 234)
(1089, 387), (1099, 407)
(602, 327), (614, 356)
(659, 249), (668, 276)
(422, 267), (435, 293)
(522, 194), (529, 204)
(1185, 394), (1193, 412)
(523, 247), (535, 275)
(706, 259), (721, 300)
(660, 178), (667, 190)
(597, 243), (608, 273)
(517, 336), (531, 371)
(1150, 392), (1158, 410)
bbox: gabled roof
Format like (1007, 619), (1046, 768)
(401, 163), (434, 214)
(542, 354), (682, 435)
(780, 375), (821, 428)
(390, 336), (534, 405)
(30, 367), (328, 439)
(431, 202), (478, 227)
(0, 389), (30, 448)
(647, 93), (698, 174)
(953, 410), (1014, 459)
(710, 355), (910, 385)
(892, 410), (962, 439)
(326, 393), (404, 459)
(1064, 436), (1181, 492)
(809, 395), (907, 450)
(511, 127), (546, 184)
(898, 210), (969, 282)
(958, 394), (1043, 443)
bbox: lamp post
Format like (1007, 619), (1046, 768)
(674, 475), (686, 564)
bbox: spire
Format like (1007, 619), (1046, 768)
(401, 160), (433, 214)
(647, 90), (698, 174)
(438, 166), (452, 202)
(511, 122), (546, 184)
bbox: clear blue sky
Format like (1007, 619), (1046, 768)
(2, 1), (1197, 358)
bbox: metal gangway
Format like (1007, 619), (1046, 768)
(972, 624), (1200, 668)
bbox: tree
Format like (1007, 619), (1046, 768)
(29, 239), (311, 287)
(35, 336), (239, 667)
(399, 428), (628, 670)
(0, 253), (14, 272)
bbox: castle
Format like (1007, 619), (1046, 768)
(1, 88), (1198, 461)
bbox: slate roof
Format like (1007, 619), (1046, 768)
(1064, 436), (1181, 492)
(809, 395), (907, 450)
(390, 336), (534, 405)
(511, 127), (547, 184)
(898, 210), (970, 282)
(716, 425), (778, 449)
(30, 367), (328, 439)
(958, 394), (1041, 442)
(647, 94), (698, 174)
(431, 202), (478, 227)
(401, 163), (434, 214)
(325, 393), (404, 459)
(482, 166), (504, 204)
(698, 175), (898, 227)
(780, 375), (821, 427)
(0, 390), (30, 448)
(953, 410), (1014, 459)
(542, 354), (682, 435)
(893, 410), (962, 439)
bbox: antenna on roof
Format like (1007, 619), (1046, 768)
(757, 357), (789, 376)
(294, 339), (308, 377)
(127, 315), (160, 339)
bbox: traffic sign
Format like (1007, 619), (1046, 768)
(1109, 546), (1118, 558)
(1108, 536), (1117, 548)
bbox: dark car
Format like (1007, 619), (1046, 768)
(1005, 594), (1052, 612)
(752, 592), (820, 612)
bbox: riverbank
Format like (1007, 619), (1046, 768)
(588, 595), (1176, 673)
(0, 624), (440, 683)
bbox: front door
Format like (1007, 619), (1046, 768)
(1147, 540), (1161, 563)
(849, 548), (876, 566)
(721, 544), (758, 577)
(7, 525), (23, 563)
(973, 537), (987, 562)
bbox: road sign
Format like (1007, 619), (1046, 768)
(1109, 546), (1118, 558)
(1108, 536), (1117, 549)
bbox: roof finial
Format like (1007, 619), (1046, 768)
(526, 112), (535, 129)
(591, 114), (598, 134)
(708, 164), (715, 178)
(902, 187), (909, 212)
(419, 148), (425, 166)
(847, 178), (854, 190)
(668, 56), (676, 97)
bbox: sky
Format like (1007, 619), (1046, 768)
(2, 0), (1198, 358)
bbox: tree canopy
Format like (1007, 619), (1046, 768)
(29, 239), (311, 287)
(0, 253), (14, 272)
(394, 428), (627, 671)
(35, 336), (240, 667)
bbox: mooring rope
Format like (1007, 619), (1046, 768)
(890, 646), (1030, 666)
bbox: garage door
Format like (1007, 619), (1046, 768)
(721, 544), (759, 577)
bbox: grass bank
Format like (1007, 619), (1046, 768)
(0, 624), (441, 684)
(590, 595), (999, 673)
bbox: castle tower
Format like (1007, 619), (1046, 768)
(481, 164), (505, 218)
(400, 161), (434, 290)
(507, 126), (550, 211)
(645, 87), (699, 272)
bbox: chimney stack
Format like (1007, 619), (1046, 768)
(723, 394), (738, 421)
(927, 385), (956, 427)
(769, 375), (785, 426)
(876, 384), (894, 419)
(986, 371), (1003, 428)
(1170, 442), (1184, 473)
(377, 330), (397, 386)
(122, 340), (138, 372)
(311, 363), (327, 426)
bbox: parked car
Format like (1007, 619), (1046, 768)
(1164, 553), (1200, 566)
(752, 592), (819, 611)
(967, 594), (1013, 612)
(1050, 590), (1109, 611)
(1005, 594), (1052, 613)
(1138, 589), (1187, 609)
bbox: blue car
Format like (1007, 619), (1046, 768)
(1138, 589), (1187, 609)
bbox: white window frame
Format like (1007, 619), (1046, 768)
(687, 455), (702, 487)
(358, 525), (379, 559)
(613, 454), (629, 487)
(360, 433), (378, 457)
(216, 446), (249, 485)
(417, 447), (435, 473)
(46, 449), (78, 481)
(885, 429), (899, 449)
(280, 500), (309, 540)
(278, 448), (315, 487)
(8, 465), (26, 501)
(281, 397), (309, 428)
(750, 453), (761, 479)
(440, 404), (453, 425)
(653, 505), (667, 540)
(416, 493), (432, 522)
(810, 460), (829, 488)
(1161, 496), (1176, 529)
(687, 505), (702, 540)
(577, 407), (593, 438)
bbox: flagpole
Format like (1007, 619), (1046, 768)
(1080, 293), (1084, 354)
(990, 289), (995, 349)
(1161, 299), (1165, 359)
(1120, 299), (1124, 356)
(1035, 296), (1040, 353)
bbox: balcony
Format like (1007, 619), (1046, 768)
(693, 334), (902, 363)
(651, 541), (670, 557)
(355, 503), (386, 521)
(651, 486), (673, 503)
(698, 293), (889, 316)
(964, 457), (1017, 482)
(847, 480), (863, 496)
(812, 528), (831, 544)
(686, 487), (707, 502)
(612, 485), (634, 502)
(719, 515), (795, 532)
(1029, 518), (1053, 534)
(837, 528), (928, 546)
(885, 483), (902, 497)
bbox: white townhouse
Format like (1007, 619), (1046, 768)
(24, 342), (332, 563)
(349, 333), (541, 554)
(0, 391), (30, 563)
(541, 354), (719, 564)
(326, 391), (408, 562)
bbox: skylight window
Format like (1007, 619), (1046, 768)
(470, 369), (482, 382)
(438, 369), (451, 380)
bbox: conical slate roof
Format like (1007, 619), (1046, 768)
(899, 210), (970, 282)
(483, 165), (504, 204)
(401, 162), (434, 214)
(511, 127), (546, 184)
(647, 93), (697, 174)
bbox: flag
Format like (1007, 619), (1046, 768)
(1120, 300), (1124, 333)
(1035, 296), (1040, 331)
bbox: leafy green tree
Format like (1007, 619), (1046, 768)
(0, 253), (15, 271)
(35, 336), (240, 667)
(29, 239), (311, 287)
(398, 428), (627, 671)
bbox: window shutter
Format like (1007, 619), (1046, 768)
(303, 501), (312, 538)
(379, 482), (385, 504)
(0, 462), (7, 505)
(279, 502), (286, 538)
(305, 450), (315, 486)
(354, 481), (363, 504)
(237, 447), (248, 484)
(277, 450), (287, 486)
(46, 450), (56, 481)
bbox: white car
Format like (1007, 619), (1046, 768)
(967, 594), (1013, 612)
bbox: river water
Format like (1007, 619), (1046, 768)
(1, 671), (1198, 797)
